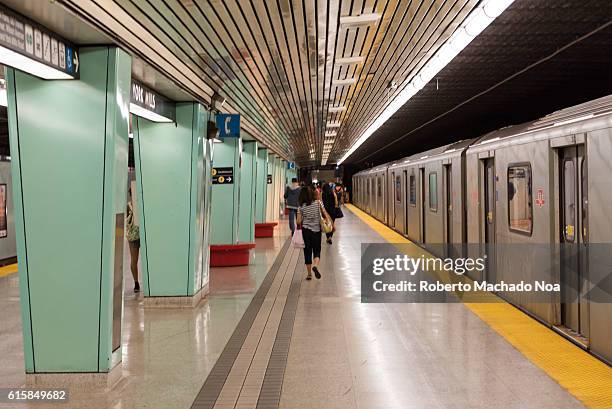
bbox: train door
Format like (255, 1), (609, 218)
(445, 165), (452, 244)
(483, 158), (496, 282)
(559, 145), (588, 341)
(420, 167), (426, 243)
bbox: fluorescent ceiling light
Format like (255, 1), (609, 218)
(337, 0), (515, 165)
(0, 89), (6, 107)
(340, 13), (381, 27)
(327, 121), (341, 128)
(328, 105), (346, 113)
(129, 103), (174, 123)
(420, 155), (429, 160)
(0, 46), (74, 80)
(336, 56), (365, 65)
(333, 78), (357, 86)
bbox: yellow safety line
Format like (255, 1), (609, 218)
(0, 263), (18, 278)
(345, 204), (612, 409)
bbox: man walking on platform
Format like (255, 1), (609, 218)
(284, 178), (301, 235)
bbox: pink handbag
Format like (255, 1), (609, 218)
(291, 229), (305, 249)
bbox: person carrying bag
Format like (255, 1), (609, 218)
(297, 186), (331, 280)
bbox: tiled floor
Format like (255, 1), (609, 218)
(0, 209), (584, 409)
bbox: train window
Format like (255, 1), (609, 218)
(377, 177), (382, 197)
(508, 164), (533, 235)
(395, 176), (401, 202)
(429, 172), (438, 212)
(563, 160), (575, 242)
(409, 174), (416, 206)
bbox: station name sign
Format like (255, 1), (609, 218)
(0, 5), (80, 78)
(130, 79), (176, 122)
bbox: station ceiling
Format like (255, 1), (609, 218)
(57, 0), (481, 164)
(1, 1), (611, 167)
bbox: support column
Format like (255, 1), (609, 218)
(210, 137), (255, 266)
(6, 47), (131, 381)
(266, 155), (279, 222)
(132, 103), (211, 307)
(238, 141), (257, 243)
(255, 148), (268, 223)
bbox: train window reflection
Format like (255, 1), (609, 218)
(395, 176), (401, 202)
(508, 165), (533, 235)
(563, 159), (575, 242)
(409, 174), (416, 206)
(429, 172), (438, 212)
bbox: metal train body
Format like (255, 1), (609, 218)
(353, 95), (612, 364)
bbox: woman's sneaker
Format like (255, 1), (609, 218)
(313, 266), (321, 279)
(134, 281), (140, 293)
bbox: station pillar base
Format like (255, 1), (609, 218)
(25, 361), (122, 389)
(143, 285), (208, 308)
(210, 243), (256, 267)
(255, 222), (278, 238)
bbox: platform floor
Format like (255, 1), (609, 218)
(0, 207), (587, 408)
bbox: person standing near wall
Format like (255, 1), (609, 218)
(126, 189), (140, 293)
(284, 177), (301, 235)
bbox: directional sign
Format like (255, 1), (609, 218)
(216, 114), (240, 138)
(212, 167), (234, 184)
(267, 175), (272, 184)
(0, 5), (80, 78)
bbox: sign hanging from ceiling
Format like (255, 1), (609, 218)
(130, 79), (176, 122)
(212, 167), (234, 185)
(0, 5), (80, 79)
(216, 114), (240, 138)
(287, 162), (295, 169)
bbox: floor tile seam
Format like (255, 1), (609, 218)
(233, 250), (301, 405)
(219, 249), (300, 406)
(256, 251), (304, 409)
(190, 237), (291, 409)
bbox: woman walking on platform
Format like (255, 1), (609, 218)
(321, 183), (337, 244)
(297, 186), (331, 280)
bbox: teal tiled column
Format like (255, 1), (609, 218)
(255, 148), (268, 224)
(132, 103), (211, 304)
(6, 47), (131, 375)
(238, 141), (258, 243)
(210, 137), (242, 245)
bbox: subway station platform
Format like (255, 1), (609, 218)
(2, 207), (606, 409)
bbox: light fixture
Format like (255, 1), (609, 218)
(325, 131), (337, 137)
(340, 13), (381, 27)
(327, 121), (341, 128)
(129, 103), (174, 123)
(332, 78), (357, 86)
(328, 105), (346, 113)
(338, 0), (515, 165)
(0, 46), (74, 80)
(336, 56), (365, 65)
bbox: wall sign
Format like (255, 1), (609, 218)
(212, 167), (234, 184)
(0, 5), (80, 78)
(216, 114), (240, 138)
(287, 162), (295, 169)
(130, 79), (176, 121)
(267, 175), (272, 184)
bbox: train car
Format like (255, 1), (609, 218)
(353, 95), (612, 364)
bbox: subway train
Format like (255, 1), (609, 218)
(353, 95), (612, 365)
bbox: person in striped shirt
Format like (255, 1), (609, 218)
(297, 186), (331, 280)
